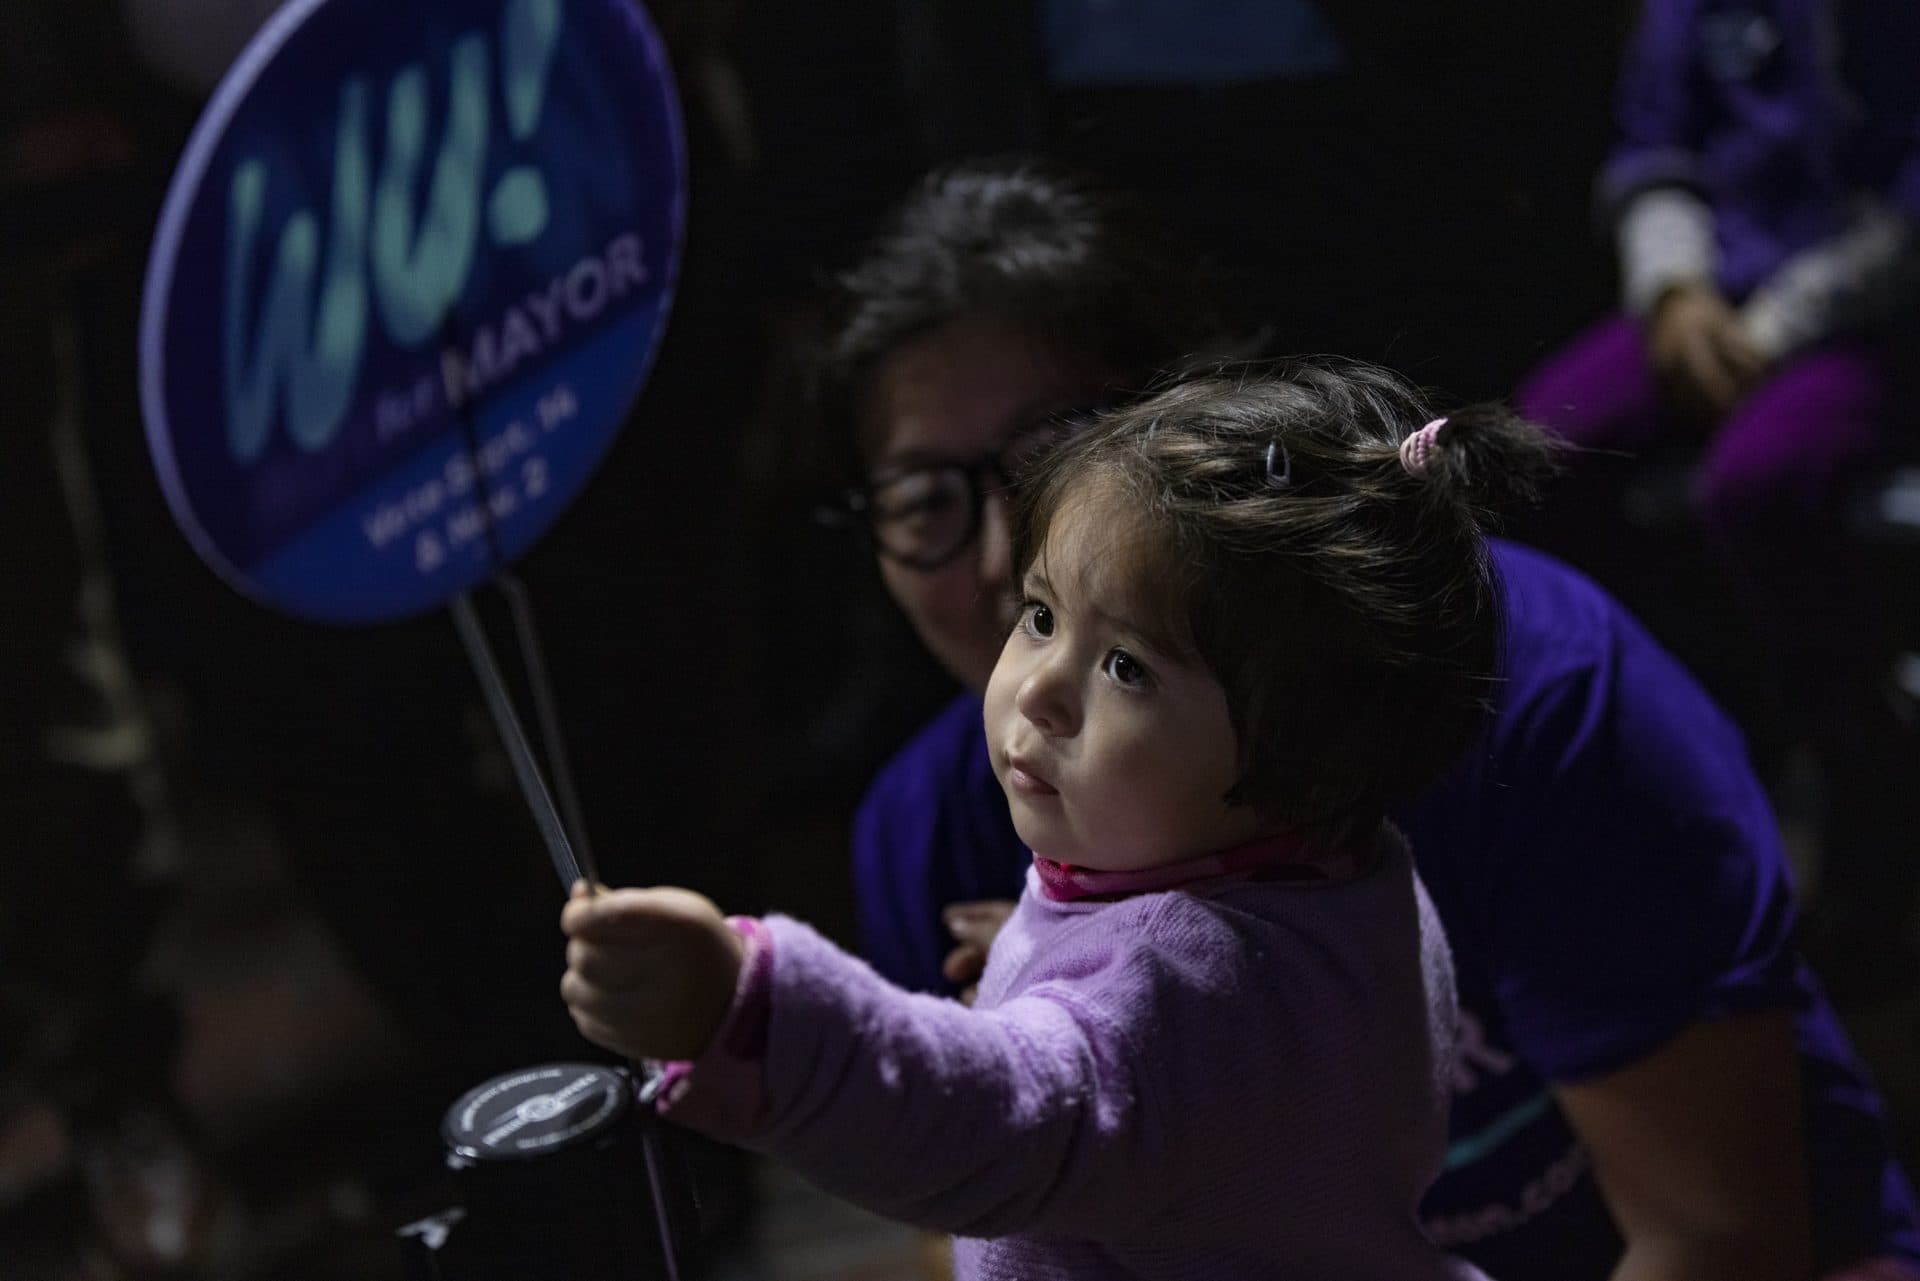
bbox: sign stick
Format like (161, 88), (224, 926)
(441, 324), (695, 1280)
(439, 300), (602, 892)
(494, 571), (597, 877)
(450, 591), (590, 890)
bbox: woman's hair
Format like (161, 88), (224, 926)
(1009, 360), (1563, 843)
(824, 158), (1233, 465)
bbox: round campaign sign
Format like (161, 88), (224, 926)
(140, 0), (683, 623)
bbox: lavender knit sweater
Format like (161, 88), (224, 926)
(666, 829), (1483, 1280)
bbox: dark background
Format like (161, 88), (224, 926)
(2, 3), (1913, 1279)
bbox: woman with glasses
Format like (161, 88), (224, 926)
(820, 158), (1919, 1281)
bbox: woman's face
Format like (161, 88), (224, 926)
(859, 318), (1116, 693)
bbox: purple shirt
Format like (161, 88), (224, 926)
(1601, 0), (1920, 297)
(670, 832), (1487, 1280)
(851, 539), (1920, 1280)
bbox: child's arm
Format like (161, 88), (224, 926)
(561, 889), (1166, 1240)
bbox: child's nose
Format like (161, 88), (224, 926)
(1016, 652), (1077, 737)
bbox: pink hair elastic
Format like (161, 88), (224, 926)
(1399, 417), (1448, 477)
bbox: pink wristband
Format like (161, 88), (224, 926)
(717, 916), (774, 1058)
(653, 916), (774, 1112)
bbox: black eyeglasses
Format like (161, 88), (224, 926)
(818, 407), (1105, 571)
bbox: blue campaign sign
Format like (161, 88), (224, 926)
(140, 0), (684, 623)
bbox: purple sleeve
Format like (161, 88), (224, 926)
(1598, 0), (1707, 216)
(666, 913), (1163, 1239)
(1486, 604), (1799, 1082)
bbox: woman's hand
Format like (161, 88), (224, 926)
(942, 899), (1017, 1004)
(1646, 283), (1764, 422)
(560, 883), (746, 1061)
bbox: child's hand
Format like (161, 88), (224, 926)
(560, 882), (746, 1061)
(1647, 283), (1764, 421)
(942, 899), (1017, 1005)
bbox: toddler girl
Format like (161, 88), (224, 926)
(561, 361), (1557, 1279)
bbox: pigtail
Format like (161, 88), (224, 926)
(1408, 402), (1564, 521)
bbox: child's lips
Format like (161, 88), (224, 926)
(1007, 758), (1059, 797)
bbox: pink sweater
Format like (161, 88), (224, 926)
(665, 829), (1484, 1280)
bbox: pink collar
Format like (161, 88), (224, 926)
(1032, 829), (1378, 903)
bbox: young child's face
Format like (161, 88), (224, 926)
(982, 494), (1265, 870)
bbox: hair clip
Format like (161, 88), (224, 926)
(1265, 438), (1293, 489)
(1399, 417), (1448, 478)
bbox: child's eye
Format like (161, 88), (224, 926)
(1019, 601), (1055, 638)
(1103, 648), (1150, 689)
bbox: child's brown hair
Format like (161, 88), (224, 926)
(1010, 360), (1562, 843)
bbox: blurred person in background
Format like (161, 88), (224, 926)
(1515, 0), (1920, 992)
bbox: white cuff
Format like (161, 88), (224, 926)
(1618, 187), (1718, 317)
